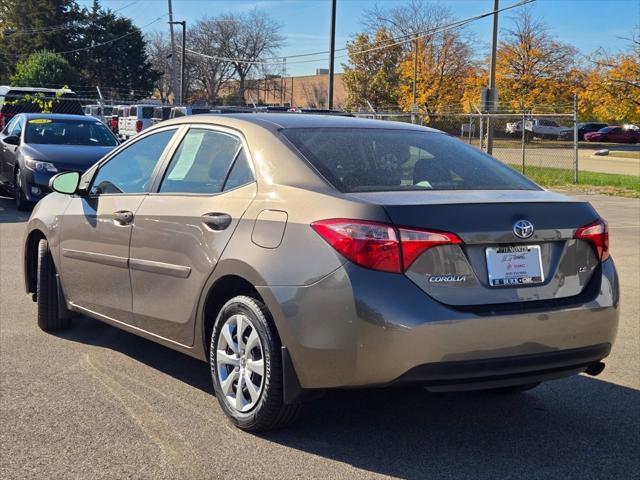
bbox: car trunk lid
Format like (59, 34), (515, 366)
(351, 190), (601, 306)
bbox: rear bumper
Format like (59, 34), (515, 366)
(392, 343), (610, 392)
(258, 258), (619, 389)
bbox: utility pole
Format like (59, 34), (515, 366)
(486, 0), (499, 155)
(573, 93), (579, 183)
(411, 36), (418, 124)
(167, 0), (178, 104)
(280, 58), (286, 106)
(169, 20), (186, 104)
(327, 0), (337, 109)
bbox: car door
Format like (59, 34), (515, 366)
(608, 128), (624, 142)
(0, 115), (19, 184)
(537, 119), (551, 137)
(128, 126), (257, 345)
(0, 115), (24, 186)
(58, 127), (180, 323)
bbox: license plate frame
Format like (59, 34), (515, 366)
(485, 245), (544, 287)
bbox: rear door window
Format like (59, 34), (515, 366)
(223, 149), (254, 191)
(282, 128), (539, 192)
(159, 128), (243, 194)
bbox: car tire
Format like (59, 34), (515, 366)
(14, 169), (30, 211)
(36, 239), (70, 331)
(484, 382), (540, 394)
(210, 295), (301, 431)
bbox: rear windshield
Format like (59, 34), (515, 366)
(282, 128), (539, 192)
(25, 118), (118, 146)
(141, 107), (154, 118)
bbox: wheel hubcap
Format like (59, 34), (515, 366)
(216, 314), (265, 413)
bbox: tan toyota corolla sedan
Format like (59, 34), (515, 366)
(23, 114), (619, 431)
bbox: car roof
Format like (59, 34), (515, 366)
(156, 113), (442, 134)
(19, 113), (93, 121)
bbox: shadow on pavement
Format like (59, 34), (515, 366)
(56, 315), (212, 394)
(264, 378), (640, 479)
(0, 196), (31, 224)
(57, 314), (640, 479)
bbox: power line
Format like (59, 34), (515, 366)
(184, 0), (535, 67)
(4, 0), (143, 35)
(6, 14), (168, 58)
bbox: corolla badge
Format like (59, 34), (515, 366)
(513, 219), (534, 239)
(428, 275), (466, 283)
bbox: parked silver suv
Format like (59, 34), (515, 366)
(23, 114), (618, 431)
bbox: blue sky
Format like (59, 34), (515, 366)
(81, 0), (640, 76)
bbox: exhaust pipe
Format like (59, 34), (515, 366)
(585, 362), (605, 376)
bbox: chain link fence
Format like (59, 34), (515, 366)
(0, 89), (581, 186)
(353, 107), (579, 185)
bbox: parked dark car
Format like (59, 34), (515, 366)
(559, 122), (609, 141)
(0, 86), (83, 129)
(584, 126), (640, 144)
(0, 113), (118, 209)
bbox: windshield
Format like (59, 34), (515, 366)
(25, 118), (118, 146)
(282, 128), (539, 192)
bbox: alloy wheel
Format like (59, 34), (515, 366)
(216, 314), (265, 413)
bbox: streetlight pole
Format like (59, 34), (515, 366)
(411, 36), (418, 124)
(169, 20), (186, 105)
(327, 0), (337, 109)
(486, 0), (499, 155)
(167, 0), (178, 104)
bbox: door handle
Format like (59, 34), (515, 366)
(113, 210), (134, 225)
(201, 212), (232, 231)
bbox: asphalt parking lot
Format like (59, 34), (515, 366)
(1, 193), (638, 480)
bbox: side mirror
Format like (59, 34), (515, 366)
(50, 171), (81, 195)
(2, 135), (20, 146)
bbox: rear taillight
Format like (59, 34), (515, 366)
(399, 227), (462, 269)
(311, 219), (462, 273)
(135, 120), (143, 132)
(0, 113), (4, 129)
(575, 218), (609, 261)
(311, 219), (401, 272)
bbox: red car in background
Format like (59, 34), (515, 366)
(584, 126), (640, 143)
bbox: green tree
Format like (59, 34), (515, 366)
(342, 27), (403, 110)
(0, 0), (82, 80)
(10, 50), (79, 86)
(76, 0), (159, 98)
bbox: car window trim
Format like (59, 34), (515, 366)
(148, 123), (256, 197)
(87, 125), (184, 197)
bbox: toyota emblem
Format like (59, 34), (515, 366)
(513, 220), (534, 239)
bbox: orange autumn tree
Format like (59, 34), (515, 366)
(580, 32), (640, 123)
(397, 29), (476, 114)
(495, 11), (578, 111)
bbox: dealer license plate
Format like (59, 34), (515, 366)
(485, 245), (544, 287)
